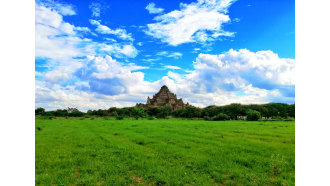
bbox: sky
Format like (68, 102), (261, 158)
(35, 0), (295, 111)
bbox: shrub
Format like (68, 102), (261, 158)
(203, 116), (212, 121)
(246, 110), (261, 121)
(213, 113), (230, 121)
(147, 116), (154, 120)
(116, 115), (124, 120)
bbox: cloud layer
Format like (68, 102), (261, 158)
(145, 0), (235, 45)
(37, 48), (295, 111)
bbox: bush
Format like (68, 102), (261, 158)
(147, 116), (154, 120)
(213, 113), (230, 121)
(246, 110), (261, 121)
(203, 116), (212, 121)
(116, 115), (124, 120)
(68, 110), (84, 117)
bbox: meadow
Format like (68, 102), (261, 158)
(35, 118), (295, 185)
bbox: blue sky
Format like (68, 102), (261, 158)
(35, 0), (295, 111)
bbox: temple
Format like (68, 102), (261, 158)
(136, 85), (189, 110)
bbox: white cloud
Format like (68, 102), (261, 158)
(35, 3), (139, 89)
(168, 52), (183, 58)
(38, 0), (76, 16)
(142, 58), (161, 62)
(87, 55), (147, 79)
(75, 26), (90, 32)
(100, 43), (138, 58)
(89, 2), (101, 17)
(156, 51), (168, 56)
(58, 5), (76, 16)
(164, 65), (181, 70)
(35, 5), (82, 60)
(156, 51), (183, 59)
(89, 19), (134, 41)
(44, 70), (71, 83)
(145, 0), (236, 46)
(146, 2), (164, 14)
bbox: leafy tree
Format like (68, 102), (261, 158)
(117, 108), (130, 117)
(202, 106), (221, 117)
(53, 109), (68, 117)
(159, 104), (173, 118)
(68, 110), (84, 117)
(146, 106), (161, 117)
(35, 107), (45, 115)
(223, 103), (245, 120)
(180, 106), (202, 118)
(172, 109), (185, 118)
(132, 107), (145, 120)
(288, 104), (295, 118)
(246, 110), (261, 121)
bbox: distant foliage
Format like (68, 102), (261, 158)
(173, 106), (201, 118)
(35, 102), (294, 120)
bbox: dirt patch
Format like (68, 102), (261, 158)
(131, 175), (144, 184)
(97, 180), (105, 185)
(74, 169), (80, 179)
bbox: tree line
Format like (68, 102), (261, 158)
(35, 103), (294, 121)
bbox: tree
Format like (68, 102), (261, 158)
(116, 108), (130, 117)
(223, 104), (245, 120)
(68, 110), (84, 117)
(35, 107), (45, 115)
(246, 110), (261, 121)
(202, 106), (220, 117)
(53, 109), (68, 117)
(288, 104), (295, 118)
(132, 107), (145, 120)
(157, 104), (173, 118)
(146, 106), (161, 117)
(180, 106), (202, 118)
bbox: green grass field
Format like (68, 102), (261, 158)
(35, 118), (295, 185)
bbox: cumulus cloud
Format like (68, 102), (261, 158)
(36, 3), (140, 84)
(76, 49), (293, 108)
(89, 19), (134, 41)
(75, 55), (152, 96)
(35, 5), (83, 60)
(145, 0), (236, 45)
(162, 49), (295, 105)
(146, 2), (164, 14)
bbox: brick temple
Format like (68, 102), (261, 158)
(136, 85), (189, 110)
